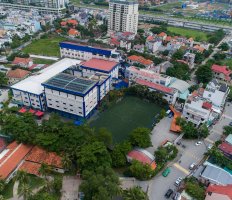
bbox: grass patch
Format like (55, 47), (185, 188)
(90, 96), (161, 143)
(23, 35), (65, 57)
(222, 59), (232, 69)
(3, 180), (14, 199)
(33, 58), (56, 65)
(167, 26), (208, 41)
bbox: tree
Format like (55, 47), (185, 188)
(162, 50), (169, 56)
(18, 183), (32, 200)
(77, 141), (112, 171)
(129, 127), (151, 148)
(95, 128), (112, 148)
(123, 186), (149, 200)
(171, 49), (184, 60)
(185, 178), (205, 200)
(223, 126), (232, 136)
(213, 53), (226, 60)
(128, 160), (154, 180)
(80, 167), (120, 200)
(219, 42), (229, 51)
(198, 124), (209, 138)
(166, 61), (190, 80)
(154, 146), (168, 163)
(195, 52), (204, 64)
(111, 141), (132, 168)
(15, 170), (29, 185)
(62, 153), (72, 171)
(195, 65), (213, 84)
(0, 72), (8, 86)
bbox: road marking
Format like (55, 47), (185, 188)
(185, 152), (201, 161)
(173, 163), (190, 175)
(204, 138), (214, 144)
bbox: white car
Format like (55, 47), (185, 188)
(207, 144), (213, 150)
(174, 177), (183, 186)
(195, 141), (202, 146)
(189, 163), (196, 170)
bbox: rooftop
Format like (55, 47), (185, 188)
(206, 184), (232, 200)
(0, 142), (33, 180)
(81, 58), (118, 72)
(12, 57), (32, 65)
(219, 142), (232, 155)
(225, 134), (232, 146)
(11, 58), (80, 95)
(136, 78), (175, 94)
(128, 55), (153, 66)
(7, 68), (30, 79)
(212, 64), (231, 80)
(43, 73), (97, 96)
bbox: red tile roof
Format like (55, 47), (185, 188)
(193, 45), (205, 52)
(67, 19), (78, 26)
(127, 149), (156, 170)
(136, 78), (174, 94)
(127, 55), (153, 66)
(26, 146), (63, 169)
(19, 161), (41, 176)
(146, 35), (154, 41)
(219, 142), (232, 155)
(0, 142), (33, 180)
(202, 102), (212, 110)
(7, 69), (30, 79)
(60, 21), (67, 26)
(81, 58), (118, 72)
(12, 57), (32, 66)
(206, 184), (232, 199)
(110, 38), (120, 46)
(165, 36), (172, 41)
(212, 64), (232, 81)
(158, 32), (167, 37)
(68, 28), (80, 36)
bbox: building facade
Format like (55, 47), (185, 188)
(60, 42), (120, 62)
(0, 0), (68, 13)
(108, 0), (139, 34)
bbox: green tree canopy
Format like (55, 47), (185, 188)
(80, 167), (120, 200)
(195, 65), (213, 84)
(129, 127), (151, 148)
(0, 72), (8, 86)
(123, 186), (149, 200)
(219, 42), (229, 51)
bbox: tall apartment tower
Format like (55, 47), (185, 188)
(0, 0), (68, 13)
(108, 0), (139, 35)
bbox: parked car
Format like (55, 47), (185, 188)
(165, 189), (173, 198)
(162, 167), (171, 177)
(174, 177), (182, 186)
(189, 163), (196, 170)
(172, 192), (181, 200)
(207, 144), (213, 150)
(195, 141), (202, 146)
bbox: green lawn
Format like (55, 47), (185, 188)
(33, 58), (56, 65)
(3, 180), (14, 199)
(222, 59), (232, 69)
(90, 96), (161, 143)
(167, 26), (208, 42)
(23, 35), (66, 57)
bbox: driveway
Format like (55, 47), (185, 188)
(61, 176), (81, 200)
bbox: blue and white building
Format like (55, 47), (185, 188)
(11, 58), (81, 111)
(60, 42), (120, 62)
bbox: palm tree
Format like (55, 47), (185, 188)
(0, 179), (5, 193)
(15, 171), (29, 185)
(62, 154), (72, 171)
(18, 183), (32, 200)
(39, 163), (50, 180)
(123, 186), (149, 200)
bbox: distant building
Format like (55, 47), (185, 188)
(108, 0), (139, 34)
(183, 52), (195, 69)
(0, 0), (68, 13)
(68, 29), (80, 38)
(205, 184), (232, 200)
(12, 57), (33, 68)
(127, 55), (154, 68)
(133, 44), (145, 53)
(211, 64), (232, 84)
(219, 142), (232, 160)
(7, 68), (30, 85)
(60, 41), (120, 62)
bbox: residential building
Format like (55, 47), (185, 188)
(133, 44), (145, 53)
(20, 146), (64, 175)
(126, 66), (172, 86)
(110, 37), (132, 50)
(42, 72), (110, 119)
(7, 68), (30, 85)
(0, 0), (68, 13)
(127, 148), (156, 170)
(211, 64), (232, 84)
(200, 163), (232, 185)
(152, 61), (173, 74)
(60, 41), (120, 62)
(0, 141), (33, 183)
(219, 142), (232, 160)
(127, 55), (154, 68)
(183, 52), (195, 69)
(225, 134), (232, 146)
(205, 184), (232, 200)
(203, 79), (229, 110)
(11, 58), (81, 111)
(80, 58), (119, 80)
(168, 79), (190, 101)
(0, 89), (8, 103)
(145, 36), (162, 53)
(12, 57), (33, 68)
(108, 0), (139, 34)
(0, 65), (10, 74)
(68, 29), (80, 38)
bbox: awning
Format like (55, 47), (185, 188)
(35, 111), (44, 117)
(18, 107), (27, 113)
(29, 109), (36, 114)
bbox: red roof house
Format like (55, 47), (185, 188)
(206, 184), (232, 200)
(127, 55), (153, 67)
(12, 57), (33, 68)
(202, 102), (212, 110)
(81, 58), (118, 73)
(127, 149), (156, 170)
(68, 28), (80, 37)
(212, 64), (232, 82)
(219, 142), (232, 160)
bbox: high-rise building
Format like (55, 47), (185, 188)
(0, 0), (68, 13)
(108, 0), (139, 34)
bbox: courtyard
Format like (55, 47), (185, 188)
(90, 96), (162, 143)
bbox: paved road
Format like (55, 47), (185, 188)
(146, 102), (232, 200)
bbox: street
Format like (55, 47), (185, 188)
(146, 102), (232, 200)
